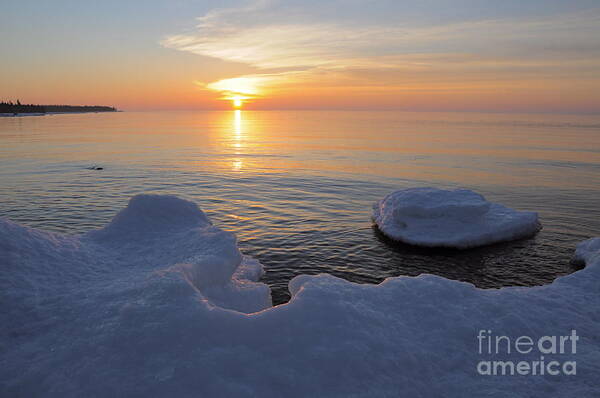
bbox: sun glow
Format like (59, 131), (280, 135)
(204, 75), (277, 108)
(207, 77), (261, 96)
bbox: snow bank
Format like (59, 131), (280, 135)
(372, 187), (541, 248)
(1, 195), (598, 397)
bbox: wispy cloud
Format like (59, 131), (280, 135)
(160, 0), (600, 106)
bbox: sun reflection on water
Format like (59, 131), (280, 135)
(232, 109), (243, 170)
(234, 109), (242, 140)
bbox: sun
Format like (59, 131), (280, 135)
(232, 96), (243, 108)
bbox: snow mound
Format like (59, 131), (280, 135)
(1, 194), (270, 319)
(572, 237), (600, 265)
(88, 194), (211, 240)
(2, 195), (598, 397)
(372, 187), (541, 248)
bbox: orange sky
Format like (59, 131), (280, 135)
(2, 1), (600, 113)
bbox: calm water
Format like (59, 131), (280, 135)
(1, 111), (599, 304)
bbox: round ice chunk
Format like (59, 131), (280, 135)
(372, 187), (541, 248)
(389, 188), (490, 219)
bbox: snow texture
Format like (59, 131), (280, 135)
(1, 194), (598, 397)
(372, 187), (541, 248)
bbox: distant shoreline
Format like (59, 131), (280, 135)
(0, 102), (118, 116)
(0, 110), (121, 118)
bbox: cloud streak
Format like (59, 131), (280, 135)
(160, 0), (600, 109)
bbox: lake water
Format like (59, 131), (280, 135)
(1, 110), (599, 304)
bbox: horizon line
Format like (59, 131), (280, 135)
(118, 108), (600, 116)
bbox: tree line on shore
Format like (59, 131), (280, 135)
(1, 100), (117, 114)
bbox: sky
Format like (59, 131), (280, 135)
(1, 0), (600, 113)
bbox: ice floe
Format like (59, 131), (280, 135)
(372, 187), (541, 248)
(1, 194), (597, 397)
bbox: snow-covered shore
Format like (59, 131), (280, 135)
(1, 194), (597, 397)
